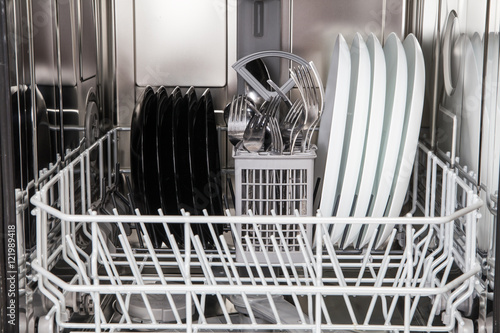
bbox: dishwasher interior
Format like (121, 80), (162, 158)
(3, 0), (500, 332)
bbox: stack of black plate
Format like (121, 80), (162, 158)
(131, 86), (224, 248)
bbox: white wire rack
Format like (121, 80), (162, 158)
(30, 128), (482, 332)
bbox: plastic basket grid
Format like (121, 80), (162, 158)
(234, 150), (316, 262)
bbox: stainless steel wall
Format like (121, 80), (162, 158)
(112, 0), (405, 167)
(6, 0), (100, 331)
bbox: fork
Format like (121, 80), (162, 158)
(279, 98), (305, 152)
(228, 95), (253, 146)
(243, 96), (281, 152)
(270, 117), (283, 154)
(303, 63), (324, 150)
(289, 62), (324, 151)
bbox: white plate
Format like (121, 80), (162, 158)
(489, 33), (500, 254)
(436, 19), (462, 159)
(358, 33), (408, 248)
(458, 36), (481, 174)
(484, 33), (498, 189)
(317, 34), (351, 218)
(441, 33), (466, 155)
(330, 33), (371, 244)
(442, 11), (459, 96)
(478, 33), (499, 253)
(471, 32), (483, 76)
(376, 33), (426, 248)
(342, 33), (386, 248)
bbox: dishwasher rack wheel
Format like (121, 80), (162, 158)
(454, 317), (474, 333)
(36, 313), (56, 333)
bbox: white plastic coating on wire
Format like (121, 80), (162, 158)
(133, 210), (183, 324)
(29, 128), (483, 332)
(158, 210), (207, 323)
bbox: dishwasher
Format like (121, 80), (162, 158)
(0, 0), (498, 332)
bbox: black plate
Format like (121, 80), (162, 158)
(130, 86), (159, 246)
(172, 89), (196, 215)
(143, 89), (162, 214)
(185, 87), (199, 216)
(156, 86), (183, 244)
(190, 91), (210, 212)
(203, 89), (224, 216)
(186, 87), (206, 214)
(157, 87), (178, 213)
(141, 86), (170, 247)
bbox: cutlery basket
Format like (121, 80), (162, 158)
(233, 149), (316, 263)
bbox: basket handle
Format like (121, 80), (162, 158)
(232, 51), (310, 101)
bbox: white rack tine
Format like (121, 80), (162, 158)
(427, 258), (454, 326)
(86, 153), (91, 209)
(274, 218), (303, 286)
(413, 223), (429, 240)
(270, 235), (307, 325)
(111, 208), (129, 239)
(412, 228), (434, 288)
(191, 234), (232, 324)
(228, 221), (258, 285)
(384, 262), (410, 326)
(243, 234), (270, 286)
(157, 212), (207, 324)
(65, 235), (106, 324)
(59, 183), (83, 279)
(363, 229), (397, 325)
(94, 221), (135, 328)
(117, 234), (158, 324)
(247, 213), (279, 284)
(203, 210), (234, 285)
(431, 255), (452, 288)
(296, 210), (314, 263)
(218, 236), (243, 287)
(409, 259), (434, 321)
(157, 210), (187, 276)
(95, 228), (131, 302)
(80, 155), (86, 214)
(95, 235), (132, 324)
(412, 228), (428, 265)
(387, 227), (425, 325)
(243, 234), (282, 325)
(219, 234), (258, 324)
(380, 295), (389, 321)
(134, 211), (182, 324)
(355, 226), (378, 287)
(322, 234), (358, 326)
(296, 234), (332, 325)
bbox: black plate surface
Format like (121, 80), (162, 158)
(157, 87), (178, 214)
(172, 90), (196, 214)
(130, 86), (159, 246)
(157, 87), (183, 243)
(143, 89), (161, 214)
(203, 90), (224, 216)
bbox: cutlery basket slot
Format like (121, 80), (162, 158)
(233, 150), (316, 263)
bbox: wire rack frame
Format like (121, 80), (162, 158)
(29, 128), (482, 332)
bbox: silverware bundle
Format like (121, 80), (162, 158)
(228, 62), (324, 154)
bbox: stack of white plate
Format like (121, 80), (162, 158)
(314, 32), (425, 249)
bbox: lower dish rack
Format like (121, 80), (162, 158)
(30, 128), (482, 332)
